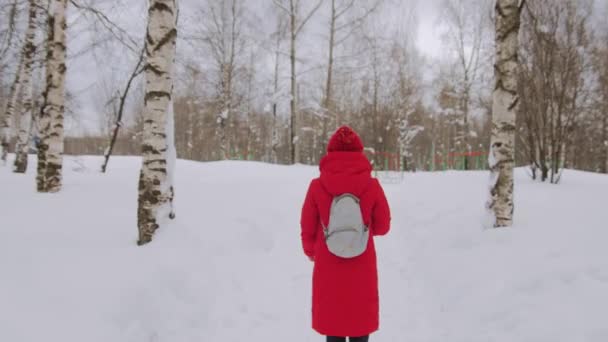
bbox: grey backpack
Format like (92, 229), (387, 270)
(323, 193), (369, 258)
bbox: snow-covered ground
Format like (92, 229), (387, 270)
(1, 155), (607, 342)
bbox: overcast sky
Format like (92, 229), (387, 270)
(416, 0), (444, 58)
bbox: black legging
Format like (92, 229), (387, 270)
(327, 336), (369, 342)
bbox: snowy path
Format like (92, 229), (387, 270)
(1, 156), (608, 342)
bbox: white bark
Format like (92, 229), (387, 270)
(487, 0), (522, 227)
(14, 0), (39, 173)
(1, 49), (24, 165)
(137, 0), (177, 245)
(602, 114), (608, 173)
(14, 84), (34, 172)
(322, 0), (337, 145)
(37, 0), (67, 192)
(270, 23), (282, 164)
(289, 1), (298, 164)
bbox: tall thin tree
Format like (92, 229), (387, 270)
(137, 0), (178, 245)
(487, 0), (524, 227)
(37, 0), (67, 192)
(0, 57), (23, 165)
(442, 0), (489, 170)
(322, 0), (379, 148)
(273, 0), (322, 164)
(195, 0), (246, 160)
(0, 0), (27, 165)
(269, 15), (286, 164)
(14, 0), (39, 173)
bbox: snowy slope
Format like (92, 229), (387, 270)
(1, 155), (607, 342)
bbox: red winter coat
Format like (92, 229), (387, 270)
(300, 151), (391, 337)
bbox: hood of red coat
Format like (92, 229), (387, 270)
(319, 152), (373, 197)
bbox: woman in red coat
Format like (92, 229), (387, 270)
(300, 126), (391, 342)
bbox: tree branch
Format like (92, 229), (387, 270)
(69, 0), (139, 54)
(335, 0), (355, 19)
(296, 0), (323, 36)
(272, 0), (290, 14)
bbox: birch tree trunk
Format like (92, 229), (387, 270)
(14, 0), (39, 173)
(322, 0), (336, 150)
(273, 0), (321, 164)
(603, 112), (608, 174)
(137, 0), (177, 246)
(487, 0), (522, 227)
(1, 54), (24, 165)
(14, 85), (34, 172)
(463, 82), (470, 170)
(271, 31), (281, 164)
(289, 0), (298, 164)
(37, 0), (67, 193)
(216, 77), (229, 160)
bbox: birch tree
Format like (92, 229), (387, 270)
(273, 0), (322, 164)
(1, 59), (23, 165)
(13, 0), (39, 173)
(269, 15), (287, 164)
(598, 45), (608, 174)
(0, 0), (26, 164)
(487, 0), (524, 227)
(0, 0), (21, 72)
(37, 0), (67, 192)
(137, 0), (177, 245)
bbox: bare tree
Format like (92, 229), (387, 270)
(360, 26), (384, 165)
(1, 58), (23, 165)
(68, 0), (139, 54)
(14, 0), (40, 173)
(0, 0), (21, 70)
(441, 0), (490, 170)
(101, 47), (145, 173)
(244, 51), (257, 158)
(0, 0), (29, 165)
(518, 0), (592, 183)
(137, 0), (177, 245)
(37, 0), (67, 193)
(269, 15), (287, 164)
(321, 0), (380, 146)
(192, 0), (249, 160)
(596, 44), (608, 173)
(389, 29), (424, 170)
(273, 0), (322, 164)
(487, 0), (524, 228)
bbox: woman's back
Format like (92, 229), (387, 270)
(301, 126), (391, 338)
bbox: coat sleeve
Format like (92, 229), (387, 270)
(300, 180), (319, 258)
(371, 179), (391, 236)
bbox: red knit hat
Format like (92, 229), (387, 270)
(327, 125), (364, 152)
